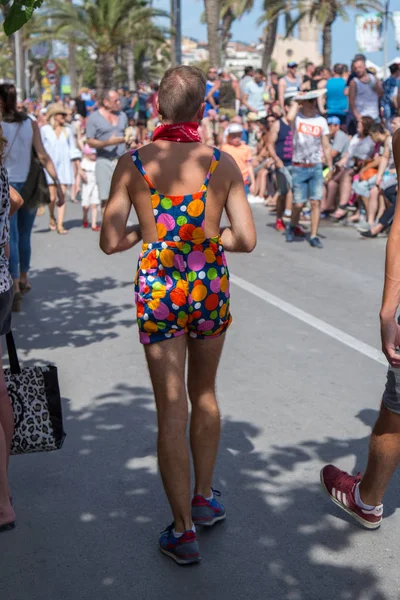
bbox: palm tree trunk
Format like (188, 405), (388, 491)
(204, 0), (220, 68)
(262, 16), (278, 73)
(322, 11), (336, 67)
(96, 52), (116, 94)
(127, 43), (135, 90)
(221, 8), (234, 66)
(66, 0), (77, 97)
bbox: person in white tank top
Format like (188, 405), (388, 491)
(349, 58), (383, 121)
(0, 84), (64, 312)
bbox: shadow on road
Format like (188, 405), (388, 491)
(0, 383), (388, 600)
(10, 267), (134, 357)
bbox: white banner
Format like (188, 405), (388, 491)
(356, 13), (383, 52)
(394, 12), (400, 50)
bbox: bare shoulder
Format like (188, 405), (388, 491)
(216, 150), (243, 181)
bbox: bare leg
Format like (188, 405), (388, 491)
(256, 170), (267, 199)
(366, 188), (378, 225)
(48, 185), (57, 230)
(101, 200), (107, 216)
(310, 199), (321, 238)
(82, 207), (89, 223)
(187, 336), (225, 497)
(285, 188), (293, 213)
(276, 195), (285, 220)
(145, 336), (192, 533)
(359, 406), (400, 506)
(91, 205), (98, 229)
(56, 185), (67, 231)
(377, 193), (386, 222)
(291, 203), (303, 228)
(324, 180), (339, 212)
(0, 352), (15, 526)
(338, 169), (353, 207)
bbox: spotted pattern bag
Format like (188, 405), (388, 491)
(5, 331), (66, 455)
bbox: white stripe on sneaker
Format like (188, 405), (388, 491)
(342, 492), (348, 507)
(337, 490), (342, 503)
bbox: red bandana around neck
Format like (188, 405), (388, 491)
(152, 122), (201, 143)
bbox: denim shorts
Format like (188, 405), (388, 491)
(292, 164), (324, 204)
(383, 359), (400, 414)
(276, 166), (292, 195)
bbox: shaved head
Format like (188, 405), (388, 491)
(158, 66), (206, 123)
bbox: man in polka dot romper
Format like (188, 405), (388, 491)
(100, 66), (256, 565)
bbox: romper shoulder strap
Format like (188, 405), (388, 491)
(131, 150), (157, 194)
(200, 147), (221, 192)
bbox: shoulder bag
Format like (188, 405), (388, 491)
(5, 330), (66, 455)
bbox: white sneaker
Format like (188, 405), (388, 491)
(247, 194), (256, 204)
(248, 195), (264, 204)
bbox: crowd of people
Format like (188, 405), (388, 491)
(0, 53), (397, 314)
(0, 57), (400, 562)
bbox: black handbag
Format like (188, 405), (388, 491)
(5, 331), (66, 455)
(20, 147), (51, 210)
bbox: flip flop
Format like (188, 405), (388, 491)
(56, 226), (68, 235)
(49, 218), (57, 231)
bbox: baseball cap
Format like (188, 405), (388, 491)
(327, 116), (341, 125)
(226, 123), (243, 135)
(287, 61), (298, 68)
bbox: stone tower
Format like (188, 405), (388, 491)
(298, 0), (319, 44)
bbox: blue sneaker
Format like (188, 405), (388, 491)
(285, 225), (294, 242)
(159, 523), (201, 566)
(309, 236), (323, 249)
(191, 489), (226, 527)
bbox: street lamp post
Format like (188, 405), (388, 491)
(175, 0), (181, 65)
(383, 0), (390, 78)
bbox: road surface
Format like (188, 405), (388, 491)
(1, 204), (396, 600)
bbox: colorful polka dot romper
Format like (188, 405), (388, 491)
(132, 147), (232, 345)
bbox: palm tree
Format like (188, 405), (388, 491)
(265, 0), (381, 68)
(220, 0), (254, 64)
(204, 0), (221, 68)
(39, 0), (168, 93)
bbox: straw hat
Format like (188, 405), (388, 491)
(46, 103), (69, 119)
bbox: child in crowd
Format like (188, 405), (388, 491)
(80, 143), (100, 231)
(221, 123), (255, 197)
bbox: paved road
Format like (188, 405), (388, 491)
(1, 204), (397, 600)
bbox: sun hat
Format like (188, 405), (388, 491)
(327, 116), (341, 125)
(247, 112), (259, 122)
(226, 123), (243, 135)
(46, 103), (69, 119)
(293, 89), (327, 101)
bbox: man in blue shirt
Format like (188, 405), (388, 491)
(242, 69), (266, 115)
(382, 63), (400, 131)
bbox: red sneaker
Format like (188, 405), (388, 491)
(83, 221), (89, 229)
(293, 226), (306, 237)
(92, 225), (101, 232)
(275, 218), (285, 232)
(320, 465), (383, 529)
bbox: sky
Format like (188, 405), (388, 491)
(154, 0), (400, 67)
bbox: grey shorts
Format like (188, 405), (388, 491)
(95, 157), (118, 202)
(0, 287), (13, 337)
(276, 166), (292, 195)
(382, 361), (400, 414)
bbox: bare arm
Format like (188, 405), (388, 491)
(278, 79), (286, 109)
(376, 137), (391, 185)
(100, 156), (142, 254)
(220, 154), (257, 253)
(9, 185), (23, 216)
(348, 80), (360, 121)
(241, 92), (257, 113)
(266, 121), (283, 168)
(321, 134), (333, 169)
(87, 136), (125, 150)
(379, 131), (400, 365)
(286, 100), (299, 126)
